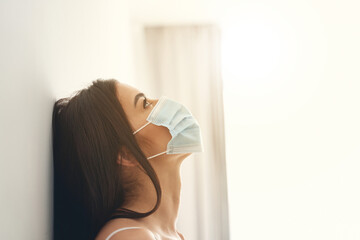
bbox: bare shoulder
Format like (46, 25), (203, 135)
(103, 227), (155, 240)
(95, 218), (154, 240)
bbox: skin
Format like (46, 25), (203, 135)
(96, 81), (189, 240)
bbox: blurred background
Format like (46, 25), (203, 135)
(1, 0), (360, 239)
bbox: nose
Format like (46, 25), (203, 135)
(150, 98), (159, 106)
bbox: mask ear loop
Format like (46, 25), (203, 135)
(132, 121), (168, 160)
(146, 150), (168, 160)
(133, 121), (151, 135)
(132, 109), (171, 159)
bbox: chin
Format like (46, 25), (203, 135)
(170, 153), (192, 163)
(180, 153), (192, 160)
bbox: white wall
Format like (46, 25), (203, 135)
(0, 0), (132, 239)
(221, 1), (360, 240)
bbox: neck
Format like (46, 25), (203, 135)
(148, 159), (182, 233)
(122, 155), (183, 235)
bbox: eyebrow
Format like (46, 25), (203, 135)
(134, 92), (145, 107)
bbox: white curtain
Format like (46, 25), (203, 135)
(131, 24), (229, 240)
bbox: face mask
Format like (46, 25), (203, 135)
(133, 96), (204, 160)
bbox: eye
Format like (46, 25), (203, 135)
(143, 97), (151, 108)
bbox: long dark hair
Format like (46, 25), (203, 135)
(52, 78), (162, 240)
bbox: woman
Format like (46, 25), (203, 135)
(52, 79), (203, 240)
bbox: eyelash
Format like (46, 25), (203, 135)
(143, 97), (151, 108)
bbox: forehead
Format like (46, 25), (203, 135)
(115, 82), (143, 121)
(116, 82), (139, 102)
(115, 82), (147, 129)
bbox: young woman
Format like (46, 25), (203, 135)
(52, 79), (203, 240)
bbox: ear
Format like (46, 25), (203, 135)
(117, 148), (137, 167)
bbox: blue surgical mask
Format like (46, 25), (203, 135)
(133, 96), (204, 160)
